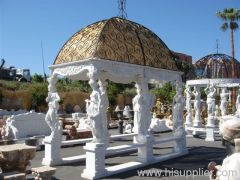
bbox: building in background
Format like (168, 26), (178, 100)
(172, 51), (195, 81)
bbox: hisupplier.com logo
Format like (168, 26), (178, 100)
(137, 168), (239, 178)
(137, 168), (211, 178)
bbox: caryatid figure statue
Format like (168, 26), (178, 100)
(172, 81), (187, 153)
(235, 87), (240, 117)
(132, 82), (143, 134)
(185, 86), (193, 126)
(140, 80), (155, 136)
(220, 87), (229, 116)
(98, 79), (110, 143)
(45, 75), (61, 141)
(85, 76), (106, 143)
(193, 86), (202, 127)
(205, 84), (216, 127)
(132, 79), (155, 143)
(172, 86), (185, 130)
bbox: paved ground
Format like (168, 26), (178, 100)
(29, 130), (226, 180)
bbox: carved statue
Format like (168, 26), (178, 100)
(132, 83), (144, 134)
(193, 86), (202, 126)
(172, 86), (185, 130)
(235, 88), (240, 117)
(85, 78), (105, 143)
(133, 80), (155, 143)
(220, 87), (229, 116)
(45, 75), (61, 141)
(172, 81), (187, 153)
(98, 79), (110, 142)
(205, 84), (216, 117)
(185, 86), (192, 125)
(205, 84), (216, 127)
(140, 82), (155, 135)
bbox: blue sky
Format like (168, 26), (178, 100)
(0, 0), (240, 75)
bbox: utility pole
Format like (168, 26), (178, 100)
(41, 41), (47, 82)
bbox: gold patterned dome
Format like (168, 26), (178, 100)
(54, 17), (178, 71)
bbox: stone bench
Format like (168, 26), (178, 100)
(4, 111), (50, 140)
(0, 171), (26, 180)
(31, 166), (56, 180)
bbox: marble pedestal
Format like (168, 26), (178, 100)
(206, 116), (216, 128)
(136, 135), (154, 163)
(205, 127), (215, 141)
(174, 129), (188, 154)
(193, 121), (202, 128)
(42, 138), (62, 166)
(185, 116), (193, 135)
(81, 143), (107, 180)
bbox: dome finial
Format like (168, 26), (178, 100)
(118, 0), (127, 19)
(215, 39), (220, 54)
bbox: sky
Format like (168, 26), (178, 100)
(0, 0), (240, 76)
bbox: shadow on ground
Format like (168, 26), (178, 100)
(103, 146), (227, 179)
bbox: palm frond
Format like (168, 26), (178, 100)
(221, 23), (228, 31)
(236, 9), (240, 20)
(217, 8), (240, 21)
(216, 11), (226, 20)
(230, 22), (239, 30)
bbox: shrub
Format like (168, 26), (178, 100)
(29, 83), (48, 111)
(150, 82), (176, 105)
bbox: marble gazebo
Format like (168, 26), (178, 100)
(185, 78), (240, 141)
(42, 17), (188, 179)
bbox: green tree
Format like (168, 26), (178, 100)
(32, 74), (44, 83)
(216, 8), (240, 78)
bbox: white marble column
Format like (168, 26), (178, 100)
(220, 87), (229, 116)
(132, 77), (155, 163)
(42, 73), (62, 166)
(133, 78), (155, 143)
(193, 86), (202, 127)
(85, 72), (106, 144)
(82, 69), (107, 179)
(172, 78), (188, 154)
(185, 86), (193, 127)
(98, 79), (110, 145)
(205, 84), (216, 127)
(235, 87), (240, 116)
(132, 82), (142, 134)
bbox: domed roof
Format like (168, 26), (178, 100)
(194, 53), (240, 78)
(195, 53), (239, 66)
(54, 17), (178, 71)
